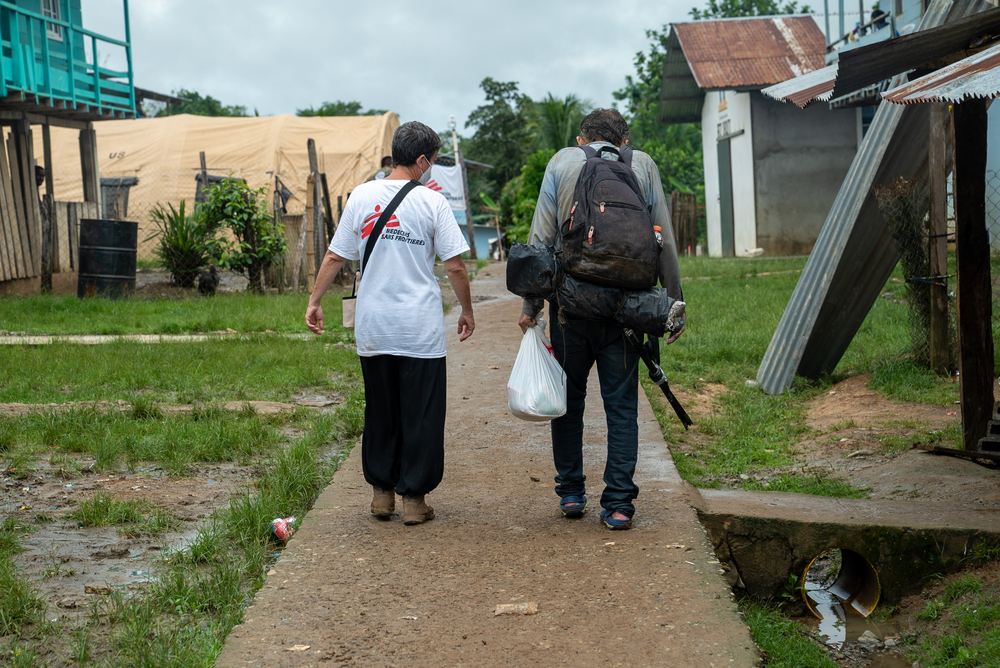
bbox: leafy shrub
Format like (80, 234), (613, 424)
(146, 201), (219, 288)
(201, 179), (287, 293)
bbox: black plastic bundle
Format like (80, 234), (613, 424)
(506, 243), (685, 337)
(506, 242), (558, 300)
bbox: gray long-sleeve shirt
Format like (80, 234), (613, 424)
(522, 142), (683, 318)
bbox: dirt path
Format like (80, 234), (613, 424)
(217, 266), (759, 667)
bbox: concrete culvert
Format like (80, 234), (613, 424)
(802, 548), (881, 619)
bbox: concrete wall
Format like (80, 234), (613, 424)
(702, 90), (756, 257)
(750, 93), (857, 256)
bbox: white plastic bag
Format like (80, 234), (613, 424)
(507, 318), (567, 421)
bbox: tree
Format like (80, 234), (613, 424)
(613, 27), (704, 197)
(201, 180), (287, 293)
(503, 149), (556, 243)
(296, 101), (388, 116)
(690, 0), (811, 19)
(463, 78), (534, 199)
(161, 89), (249, 117)
(526, 93), (592, 152)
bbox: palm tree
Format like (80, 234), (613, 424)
(527, 93), (592, 151)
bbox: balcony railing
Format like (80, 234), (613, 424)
(0, 0), (135, 116)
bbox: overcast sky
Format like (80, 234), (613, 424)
(81, 1), (841, 133)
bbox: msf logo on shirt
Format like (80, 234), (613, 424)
(361, 204), (400, 240)
(425, 180), (443, 193)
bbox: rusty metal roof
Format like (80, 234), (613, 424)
(882, 41), (1000, 103)
(763, 4), (1000, 107)
(672, 16), (826, 90)
(658, 27), (704, 124)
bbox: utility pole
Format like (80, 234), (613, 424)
(449, 115), (477, 260)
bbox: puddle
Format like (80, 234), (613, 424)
(3, 463), (250, 621)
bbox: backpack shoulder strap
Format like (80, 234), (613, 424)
(618, 144), (634, 168)
(580, 145), (598, 160)
(361, 180), (419, 276)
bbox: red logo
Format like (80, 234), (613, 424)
(361, 204), (400, 239)
(425, 179), (442, 192)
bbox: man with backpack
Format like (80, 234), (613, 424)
(517, 108), (684, 530)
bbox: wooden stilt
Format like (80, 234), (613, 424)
(953, 100), (994, 451)
(928, 103), (949, 374)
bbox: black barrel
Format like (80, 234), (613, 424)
(77, 219), (137, 298)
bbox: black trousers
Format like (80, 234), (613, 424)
(358, 355), (447, 497)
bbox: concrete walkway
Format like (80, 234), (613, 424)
(217, 266), (759, 667)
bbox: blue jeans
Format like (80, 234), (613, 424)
(549, 304), (640, 517)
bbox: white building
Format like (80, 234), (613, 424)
(659, 16), (859, 256)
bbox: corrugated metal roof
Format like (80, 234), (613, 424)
(658, 27), (704, 124)
(762, 63), (837, 107)
(882, 41), (1000, 103)
(756, 0), (992, 395)
(672, 16), (826, 90)
(762, 4), (1000, 107)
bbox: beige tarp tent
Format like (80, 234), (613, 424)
(37, 112), (399, 256)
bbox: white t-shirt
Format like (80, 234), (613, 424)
(329, 179), (470, 358)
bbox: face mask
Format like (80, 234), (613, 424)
(418, 162), (433, 185)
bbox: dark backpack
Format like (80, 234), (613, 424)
(559, 145), (659, 289)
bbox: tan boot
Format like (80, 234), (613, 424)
(403, 495), (434, 525)
(371, 487), (395, 520)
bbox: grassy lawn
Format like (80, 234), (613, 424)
(644, 255), (973, 497)
(0, 292), (328, 336)
(0, 288), (365, 666)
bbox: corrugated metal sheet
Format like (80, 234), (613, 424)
(762, 5), (1000, 107)
(883, 42), (1000, 103)
(659, 27), (704, 124)
(762, 63), (837, 107)
(672, 16), (826, 90)
(757, 0), (991, 395)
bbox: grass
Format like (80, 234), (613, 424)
(905, 571), (1000, 667)
(0, 302), (367, 667)
(71, 492), (181, 536)
(1, 402), (325, 476)
(741, 599), (839, 668)
(93, 410), (360, 667)
(0, 519), (47, 639)
(0, 335), (359, 404)
(0, 399), (364, 667)
(643, 255), (970, 498)
(0, 289), (350, 336)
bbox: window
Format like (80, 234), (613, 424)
(42, 0), (63, 42)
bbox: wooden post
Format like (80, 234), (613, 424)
(291, 219), (306, 292)
(78, 122), (99, 205)
(40, 194), (51, 292)
(305, 173), (316, 293)
(0, 131), (25, 278)
(14, 122), (41, 275)
(321, 173), (334, 239)
(42, 123), (58, 274)
(455, 142), (477, 260)
(272, 186), (284, 293)
(953, 100), (994, 451)
(928, 103), (950, 374)
(306, 139), (323, 275)
(197, 151), (209, 203)
(7, 130), (31, 276)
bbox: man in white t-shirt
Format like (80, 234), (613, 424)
(306, 121), (475, 526)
